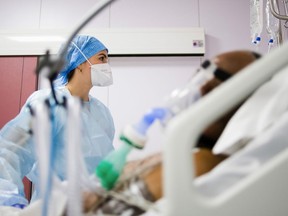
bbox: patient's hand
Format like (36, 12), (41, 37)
(82, 191), (101, 213)
(194, 148), (228, 176)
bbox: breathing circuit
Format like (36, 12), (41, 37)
(96, 108), (167, 190)
(96, 60), (232, 190)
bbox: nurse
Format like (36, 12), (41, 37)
(0, 35), (115, 207)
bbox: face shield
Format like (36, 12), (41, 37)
(163, 60), (232, 117)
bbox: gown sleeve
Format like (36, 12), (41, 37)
(0, 91), (42, 207)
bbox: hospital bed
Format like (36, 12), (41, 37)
(15, 39), (288, 216)
(159, 40), (288, 216)
(2, 39), (288, 216)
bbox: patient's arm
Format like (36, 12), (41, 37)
(135, 149), (227, 200)
(82, 148), (227, 214)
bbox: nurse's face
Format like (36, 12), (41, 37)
(88, 50), (109, 65)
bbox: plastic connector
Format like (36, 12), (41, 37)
(95, 140), (132, 190)
(96, 160), (120, 190)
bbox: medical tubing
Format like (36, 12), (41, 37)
(250, 0), (263, 44)
(96, 106), (170, 189)
(33, 101), (51, 216)
(96, 68), (216, 190)
(96, 107), (175, 190)
(163, 66), (214, 121)
(268, 38), (273, 53)
(42, 101), (57, 216)
(266, 0), (280, 50)
(66, 98), (82, 216)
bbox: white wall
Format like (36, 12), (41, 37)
(92, 56), (198, 159)
(1, 0), (278, 160)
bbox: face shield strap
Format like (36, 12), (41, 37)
(201, 60), (231, 81)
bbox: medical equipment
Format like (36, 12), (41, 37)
(33, 95), (84, 216)
(250, 0), (263, 47)
(89, 154), (162, 215)
(268, 0), (288, 36)
(33, 102), (51, 216)
(31, 1), (117, 215)
(95, 59), (232, 190)
(0, 0), (116, 214)
(163, 39), (288, 216)
(284, 0), (288, 28)
(95, 108), (165, 190)
(266, 0), (280, 52)
(66, 98), (83, 216)
(269, 0), (288, 20)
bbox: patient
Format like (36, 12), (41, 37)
(82, 50), (261, 215)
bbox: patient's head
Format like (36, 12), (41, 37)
(201, 50), (261, 95)
(197, 50), (261, 150)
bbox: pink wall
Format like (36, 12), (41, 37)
(0, 56), (38, 201)
(0, 57), (23, 127)
(0, 57), (38, 128)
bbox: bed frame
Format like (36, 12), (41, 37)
(162, 41), (288, 216)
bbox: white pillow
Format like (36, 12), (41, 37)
(213, 65), (288, 155)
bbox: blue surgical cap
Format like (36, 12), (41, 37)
(55, 35), (108, 86)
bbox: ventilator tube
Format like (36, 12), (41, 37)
(96, 87), (201, 190)
(95, 108), (166, 190)
(162, 65), (214, 125)
(96, 65), (216, 190)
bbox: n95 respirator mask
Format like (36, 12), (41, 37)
(90, 63), (113, 87)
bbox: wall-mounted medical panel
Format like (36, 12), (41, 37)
(0, 28), (205, 56)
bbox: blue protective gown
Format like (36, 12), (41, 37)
(0, 87), (115, 206)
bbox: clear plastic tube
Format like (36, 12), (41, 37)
(266, 0), (280, 52)
(250, 0), (263, 46)
(95, 63), (218, 190)
(66, 97), (82, 216)
(268, 38), (274, 53)
(33, 102), (51, 216)
(162, 65), (214, 123)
